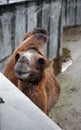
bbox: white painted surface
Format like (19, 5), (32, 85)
(62, 60), (72, 72)
(0, 0), (32, 5)
(0, 72), (62, 130)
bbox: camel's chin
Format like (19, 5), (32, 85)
(15, 72), (29, 80)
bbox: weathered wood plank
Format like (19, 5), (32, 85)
(0, 72), (62, 130)
(49, 1), (62, 58)
(42, 2), (50, 56)
(76, 0), (81, 25)
(0, 8), (14, 61)
(64, 0), (81, 26)
(70, 0), (76, 25)
(15, 4), (26, 48)
(27, 2), (37, 32)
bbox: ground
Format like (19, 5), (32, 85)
(49, 26), (81, 130)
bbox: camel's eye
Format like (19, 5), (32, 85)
(15, 53), (20, 62)
(38, 58), (45, 65)
(37, 58), (45, 70)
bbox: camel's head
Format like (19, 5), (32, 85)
(14, 48), (52, 84)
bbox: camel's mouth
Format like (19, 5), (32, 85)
(15, 70), (30, 80)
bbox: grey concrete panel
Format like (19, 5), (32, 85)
(0, 73), (62, 130)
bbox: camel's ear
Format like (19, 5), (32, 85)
(45, 59), (53, 68)
(37, 58), (45, 70)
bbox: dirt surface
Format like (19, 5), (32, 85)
(49, 26), (81, 130)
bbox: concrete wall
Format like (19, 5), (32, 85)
(0, 72), (62, 130)
(0, 0), (63, 72)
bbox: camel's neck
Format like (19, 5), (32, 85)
(17, 73), (47, 114)
(18, 72), (45, 92)
(18, 77), (45, 101)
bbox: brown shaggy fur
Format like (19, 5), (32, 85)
(17, 62), (60, 114)
(4, 28), (60, 114)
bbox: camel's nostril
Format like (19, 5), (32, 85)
(17, 70), (22, 75)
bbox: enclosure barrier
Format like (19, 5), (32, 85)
(0, 0), (81, 72)
(0, 72), (62, 130)
(0, 0), (63, 75)
(63, 0), (81, 26)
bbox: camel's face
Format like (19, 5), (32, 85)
(15, 48), (51, 82)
